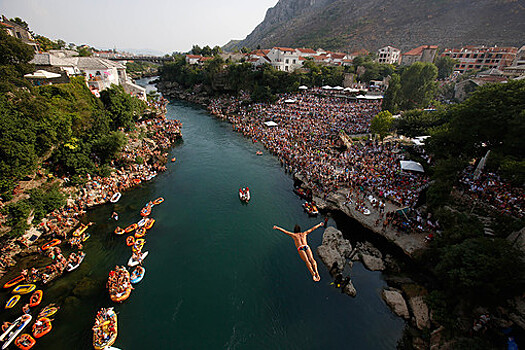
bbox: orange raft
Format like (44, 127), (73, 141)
(140, 204), (152, 217)
(32, 317), (52, 338)
(3, 275), (25, 289)
(124, 223), (138, 234)
(14, 334), (36, 350)
(108, 267), (132, 303)
(152, 197), (164, 205)
(41, 239), (61, 251)
(72, 223), (88, 237)
(144, 218), (155, 230)
(114, 227), (125, 235)
(126, 236), (135, 247)
(29, 290), (43, 307)
(134, 227), (146, 239)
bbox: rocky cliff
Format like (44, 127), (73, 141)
(229, 0), (525, 52)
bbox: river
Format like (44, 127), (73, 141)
(1, 77), (404, 349)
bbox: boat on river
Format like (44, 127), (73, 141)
(14, 333), (35, 350)
(303, 202), (319, 216)
(108, 267), (132, 303)
(66, 251), (86, 272)
(130, 266), (145, 284)
(32, 317), (52, 338)
(128, 251), (148, 267)
(29, 290), (43, 307)
(1, 314), (31, 350)
(41, 239), (61, 251)
(72, 223), (89, 237)
(38, 305), (59, 319)
(110, 192), (121, 203)
(239, 188), (250, 202)
(144, 218), (155, 230)
(93, 307), (118, 350)
(5, 295), (20, 309)
(3, 275), (25, 289)
(12, 284), (36, 295)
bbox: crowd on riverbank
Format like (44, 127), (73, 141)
(0, 108), (182, 280)
(209, 91), (429, 212)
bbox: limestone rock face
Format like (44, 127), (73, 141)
(343, 280), (357, 297)
(317, 245), (345, 272)
(382, 289), (410, 319)
(360, 254), (385, 271)
(409, 296), (430, 330)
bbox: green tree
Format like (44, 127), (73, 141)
(370, 111), (393, 140)
(382, 73), (401, 113)
(399, 62), (438, 110)
(0, 27), (35, 92)
(434, 56), (458, 80)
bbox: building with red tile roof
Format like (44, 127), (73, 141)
(401, 45), (438, 65)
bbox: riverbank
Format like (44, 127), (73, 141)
(0, 103), (182, 282)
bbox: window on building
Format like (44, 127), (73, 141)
(16, 32), (22, 39)
(285, 59), (289, 64)
(293, 59), (296, 64)
(285, 66), (289, 72)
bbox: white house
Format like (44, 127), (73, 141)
(186, 54), (203, 65)
(377, 46), (401, 64)
(267, 47), (301, 72)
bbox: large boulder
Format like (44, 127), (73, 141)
(409, 296), (430, 330)
(361, 254), (385, 271)
(317, 245), (345, 272)
(382, 289), (410, 319)
(343, 280), (357, 297)
(317, 226), (352, 272)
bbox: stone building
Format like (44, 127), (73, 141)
(401, 45), (438, 65)
(441, 45), (517, 73)
(376, 46), (401, 64)
(1, 15), (40, 52)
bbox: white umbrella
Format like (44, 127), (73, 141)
(333, 86), (344, 90)
(284, 99), (297, 103)
(298, 85), (308, 90)
(322, 85), (332, 90)
(24, 70), (61, 79)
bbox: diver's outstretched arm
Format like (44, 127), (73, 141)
(273, 225), (293, 236)
(304, 222), (324, 235)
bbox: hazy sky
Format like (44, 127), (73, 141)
(1, 0), (278, 54)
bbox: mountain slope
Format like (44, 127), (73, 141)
(233, 0), (525, 51)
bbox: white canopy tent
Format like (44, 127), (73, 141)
(400, 160), (425, 173)
(298, 85), (308, 90)
(344, 87), (361, 93)
(24, 70), (61, 79)
(322, 85), (333, 90)
(333, 86), (344, 90)
(284, 99), (297, 103)
(356, 95), (383, 100)
(412, 136), (430, 146)
(264, 121), (278, 127)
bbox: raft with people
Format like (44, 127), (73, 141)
(66, 251), (86, 272)
(130, 266), (145, 284)
(114, 227), (125, 235)
(239, 188), (250, 202)
(92, 307), (118, 350)
(14, 333), (35, 350)
(128, 251), (148, 267)
(28, 290), (43, 307)
(0, 314), (32, 350)
(108, 267), (132, 303)
(134, 227), (146, 238)
(126, 236), (135, 246)
(132, 239), (145, 253)
(38, 305), (59, 319)
(152, 197), (164, 205)
(144, 218), (155, 230)
(124, 223), (138, 234)
(303, 201), (319, 216)
(72, 223), (89, 237)
(140, 203), (152, 216)
(32, 317), (52, 338)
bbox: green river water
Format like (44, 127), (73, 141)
(0, 77), (404, 349)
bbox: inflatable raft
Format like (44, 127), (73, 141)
(144, 218), (155, 230)
(239, 188), (250, 202)
(124, 223), (138, 233)
(29, 290), (43, 307)
(114, 227), (125, 235)
(109, 192), (121, 203)
(130, 266), (145, 284)
(66, 252), (86, 272)
(1, 314), (31, 350)
(32, 317), (52, 338)
(12, 284), (36, 295)
(14, 333), (36, 350)
(41, 239), (61, 251)
(38, 305), (59, 319)
(128, 251), (148, 267)
(93, 308), (117, 350)
(72, 223), (88, 237)
(3, 275), (25, 289)
(5, 295), (20, 309)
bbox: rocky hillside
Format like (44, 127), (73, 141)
(228, 0), (525, 52)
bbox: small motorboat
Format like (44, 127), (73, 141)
(126, 236), (135, 246)
(5, 295), (20, 309)
(38, 305), (59, 319)
(144, 218), (155, 230)
(32, 317), (52, 338)
(114, 227), (125, 235)
(72, 223), (88, 237)
(152, 197), (164, 205)
(1, 314), (31, 350)
(41, 239), (61, 251)
(29, 290), (43, 307)
(132, 239), (145, 253)
(66, 252), (86, 272)
(128, 251), (149, 267)
(12, 284), (36, 295)
(109, 192), (121, 203)
(92, 307), (117, 349)
(124, 223), (138, 233)
(134, 227), (146, 238)
(239, 188), (250, 202)
(171, 157), (176, 162)
(130, 266), (145, 284)
(14, 333), (36, 350)
(3, 275), (25, 289)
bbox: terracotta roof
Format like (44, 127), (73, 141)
(274, 47), (295, 52)
(186, 54), (202, 59)
(199, 57), (213, 61)
(299, 56), (307, 61)
(297, 48), (316, 54)
(403, 45), (438, 56)
(331, 53), (346, 59)
(1, 22), (14, 28)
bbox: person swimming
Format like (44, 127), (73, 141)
(273, 222), (324, 281)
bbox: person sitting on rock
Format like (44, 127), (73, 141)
(273, 222), (324, 282)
